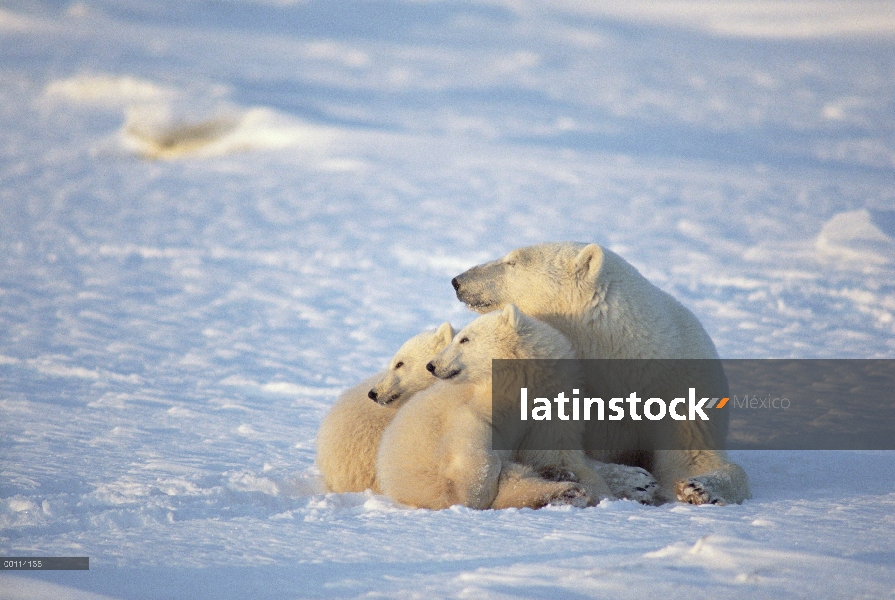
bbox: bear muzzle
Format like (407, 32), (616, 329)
(368, 388), (400, 405)
(427, 361), (460, 380)
(452, 272), (497, 311)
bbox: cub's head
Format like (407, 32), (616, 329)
(426, 304), (573, 383)
(368, 322), (454, 406)
(451, 242), (605, 316)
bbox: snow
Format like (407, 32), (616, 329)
(817, 209), (895, 265)
(1, 0), (894, 598)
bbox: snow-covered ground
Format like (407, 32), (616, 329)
(2, 1), (894, 598)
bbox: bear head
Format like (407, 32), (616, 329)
(368, 322), (454, 406)
(426, 304), (574, 383)
(451, 242), (605, 316)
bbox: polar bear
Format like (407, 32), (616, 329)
(316, 323), (454, 493)
(451, 243), (750, 505)
(376, 305), (612, 510)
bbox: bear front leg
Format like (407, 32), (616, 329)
(588, 460), (662, 505)
(653, 450), (750, 505)
(675, 462), (751, 505)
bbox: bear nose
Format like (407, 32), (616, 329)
(451, 277), (460, 291)
(425, 362), (436, 373)
(368, 390), (378, 400)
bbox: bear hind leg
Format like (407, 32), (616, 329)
(489, 463), (589, 509)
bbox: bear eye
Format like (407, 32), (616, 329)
(394, 361), (404, 369)
(459, 337), (470, 344)
(504, 260), (516, 267)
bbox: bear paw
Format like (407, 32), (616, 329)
(676, 478), (727, 506)
(548, 483), (590, 508)
(537, 466), (579, 483)
(595, 463), (662, 505)
(621, 469), (661, 505)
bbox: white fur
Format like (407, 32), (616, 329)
(376, 305), (608, 509)
(452, 242), (750, 505)
(315, 323), (454, 493)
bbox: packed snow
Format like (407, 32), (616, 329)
(1, 0), (894, 598)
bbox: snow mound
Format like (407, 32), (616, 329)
(43, 74), (333, 159)
(643, 535), (893, 594)
(120, 105), (333, 159)
(816, 209), (895, 266)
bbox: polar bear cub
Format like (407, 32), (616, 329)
(316, 323), (454, 493)
(451, 242), (750, 505)
(376, 305), (610, 510)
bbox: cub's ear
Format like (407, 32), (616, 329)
(502, 303), (523, 328)
(435, 322), (454, 348)
(574, 244), (604, 280)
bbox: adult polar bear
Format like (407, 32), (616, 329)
(451, 242), (750, 505)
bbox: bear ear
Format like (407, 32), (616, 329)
(435, 322), (454, 347)
(574, 244), (604, 280)
(502, 303), (523, 328)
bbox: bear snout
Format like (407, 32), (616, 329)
(368, 389), (378, 401)
(425, 361), (436, 373)
(451, 271), (494, 310)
